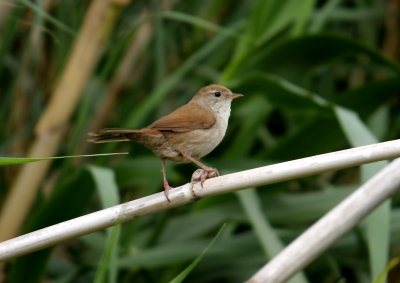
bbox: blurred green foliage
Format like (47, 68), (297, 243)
(1, 0), (400, 282)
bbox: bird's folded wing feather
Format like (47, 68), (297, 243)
(148, 102), (215, 132)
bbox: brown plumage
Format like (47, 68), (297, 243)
(88, 84), (243, 201)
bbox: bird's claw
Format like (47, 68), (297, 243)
(163, 181), (173, 202)
(191, 168), (219, 187)
(189, 168), (218, 200)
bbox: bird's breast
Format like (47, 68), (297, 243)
(173, 106), (230, 160)
(149, 105), (231, 163)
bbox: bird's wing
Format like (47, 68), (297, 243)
(148, 102), (215, 132)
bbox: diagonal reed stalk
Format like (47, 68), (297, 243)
(248, 157), (400, 283)
(0, 139), (400, 262)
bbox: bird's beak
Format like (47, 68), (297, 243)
(231, 93), (243, 99)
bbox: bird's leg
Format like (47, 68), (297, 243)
(180, 152), (219, 186)
(161, 158), (172, 202)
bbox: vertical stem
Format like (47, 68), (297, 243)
(0, 0), (114, 243)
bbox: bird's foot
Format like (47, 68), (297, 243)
(191, 167), (220, 187)
(189, 168), (219, 200)
(163, 180), (173, 202)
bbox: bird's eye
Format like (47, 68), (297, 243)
(214, 91), (221, 97)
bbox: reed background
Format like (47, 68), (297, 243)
(1, 0), (400, 282)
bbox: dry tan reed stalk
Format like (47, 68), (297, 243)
(0, 0), (115, 243)
(82, 13), (152, 155)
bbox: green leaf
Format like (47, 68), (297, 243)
(0, 153), (128, 166)
(161, 11), (238, 38)
(232, 72), (330, 112)
(88, 166), (121, 283)
(250, 34), (400, 82)
(19, 0), (75, 36)
(231, 72), (343, 159)
(94, 225), (121, 283)
(265, 116), (344, 160)
(222, 0), (316, 82)
(237, 189), (308, 283)
(88, 165), (120, 208)
(113, 157), (164, 189)
(334, 106), (390, 282)
(334, 106), (378, 145)
(335, 77), (400, 118)
(373, 257), (400, 283)
(9, 170), (96, 283)
(290, 0), (316, 36)
(309, 0), (342, 33)
(250, 1), (311, 44)
(223, 95), (272, 158)
(170, 223), (227, 283)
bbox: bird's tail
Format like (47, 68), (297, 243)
(87, 128), (140, 143)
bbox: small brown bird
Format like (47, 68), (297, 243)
(88, 85), (242, 201)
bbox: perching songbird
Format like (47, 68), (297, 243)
(88, 85), (242, 201)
